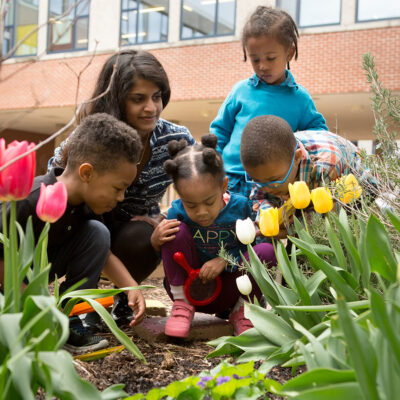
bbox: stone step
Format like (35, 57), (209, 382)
(133, 313), (234, 342)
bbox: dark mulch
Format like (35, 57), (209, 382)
(73, 276), (304, 398)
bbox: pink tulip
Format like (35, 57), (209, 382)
(36, 182), (68, 223)
(0, 139), (36, 201)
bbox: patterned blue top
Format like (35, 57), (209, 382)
(49, 118), (196, 218)
(167, 193), (253, 271)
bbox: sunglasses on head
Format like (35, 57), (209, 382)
(245, 142), (299, 189)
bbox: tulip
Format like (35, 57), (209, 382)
(336, 174), (362, 204)
(36, 182), (68, 223)
(310, 187), (333, 214)
(236, 275), (252, 296)
(259, 207), (279, 237)
(288, 181), (311, 209)
(0, 139), (36, 201)
(236, 217), (256, 245)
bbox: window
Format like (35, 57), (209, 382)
(120, 0), (169, 45)
(279, 0), (341, 28)
(181, 0), (236, 39)
(357, 0), (400, 22)
(48, 0), (90, 52)
(3, 0), (39, 57)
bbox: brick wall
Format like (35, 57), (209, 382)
(1, 26), (399, 110)
(1, 129), (55, 175)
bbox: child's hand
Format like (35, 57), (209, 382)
(198, 257), (227, 283)
(150, 219), (181, 252)
(127, 289), (146, 327)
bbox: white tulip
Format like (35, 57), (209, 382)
(236, 275), (253, 296)
(235, 217), (256, 245)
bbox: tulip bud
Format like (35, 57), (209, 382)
(288, 181), (311, 209)
(36, 182), (68, 223)
(236, 217), (256, 245)
(0, 139), (36, 201)
(259, 207), (279, 237)
(310, 187), (333, 214)
(336, 174), (362, 204)
(236, 275), (252, 296)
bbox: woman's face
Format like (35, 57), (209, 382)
(124, 78), (163, 137)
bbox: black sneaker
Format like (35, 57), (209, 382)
(110, 292), (134, 326)
(81, 312), (108, 333)
(64, 316), (109, 354)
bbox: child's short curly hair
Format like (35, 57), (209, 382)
(164, 134), (225, 185)
(66, 113), (142, 173)
(240, 115), (297, 168)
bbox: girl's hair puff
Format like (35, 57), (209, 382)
(241, 6), (299, 69)
(164, 134), (225, 186)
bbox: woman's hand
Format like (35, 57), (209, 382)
(127, 289), (146, 327)
(150, 219), (181, 252)
(198, 257), (227, 283)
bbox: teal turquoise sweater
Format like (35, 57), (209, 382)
(210, 70), (328, 177)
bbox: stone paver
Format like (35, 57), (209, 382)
(145, 299), (167, 317)
(133, 313), (234, 342)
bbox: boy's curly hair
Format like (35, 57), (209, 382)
(240, 115), (297, 168)
(65, 113), (142, 173)
(163, 134), (225, 184)
(242, 6), (299, 69)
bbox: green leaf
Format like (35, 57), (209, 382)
(245, 303), (301, 346)
(277, 300), (369, 312)
(337, 298), (379, 400)
(386, 210), (400, 233)
(325, 216), (347, 268)
(366, 214), (397, 282)
(8, 355), (34, 400)
(290, 237), (359, 301)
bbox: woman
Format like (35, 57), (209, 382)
(50, 50), (195, 324)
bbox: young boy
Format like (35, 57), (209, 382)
(0, 113), (144, 353)
(240, 115), (374, 237)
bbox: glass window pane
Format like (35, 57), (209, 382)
(278, 0), (297, 20)
(121, 10), (138, 45)
(76, 0), (90, 15)
(5, 1), (14, 25)
(51, 16), (73, 47)
(216, 0), (235, 35)
(138, 0), (168, 43)
(15, 0), (38, 55)
(181, 0), (216, 39)
(75, 17), (89, 48)
(299, 0), (340, 27)
(357, 0), (400, 21)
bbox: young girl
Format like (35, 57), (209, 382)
(159, 134), (277, 338)
(210, 6), (327, 198)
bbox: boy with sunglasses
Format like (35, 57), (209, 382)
(240, 115), (372, 237)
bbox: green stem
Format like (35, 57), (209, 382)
(2, 201), (11, 310)
(300, 209), (310, 234)
(10, 201), (20, 312)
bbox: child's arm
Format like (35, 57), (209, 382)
(210, 90), (239, 153)
(198, 257), (227, 283)
(101, 251), (145, 327)
(299, 95), (328, 131)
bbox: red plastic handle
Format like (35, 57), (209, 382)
(173, 251), (193, 274)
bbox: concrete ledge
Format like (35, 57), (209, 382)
(133, 313), (234, 342)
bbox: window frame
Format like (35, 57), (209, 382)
(355, 0), (400, 23)
(3, 0), (39, 58)
(47, 0), (91, 54)
(119, 0), (170, 46)
(278, 0), (342, 29)
(179, 0), (236, 41)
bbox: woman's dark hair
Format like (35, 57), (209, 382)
(79, 50), (171, 123)
(241, 6), (299, 69)
(163, 134), (225, 186)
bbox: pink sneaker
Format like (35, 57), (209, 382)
(229, 305), (253, 336)
(165, 300), (195, 338)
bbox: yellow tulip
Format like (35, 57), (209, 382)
(288, 181), (311, 209)
(259, 207), (279, 237)
(310, 187), (333, 214)
(336, 174), (362, 204)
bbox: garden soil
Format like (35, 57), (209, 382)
(73, 275), (302, 398)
